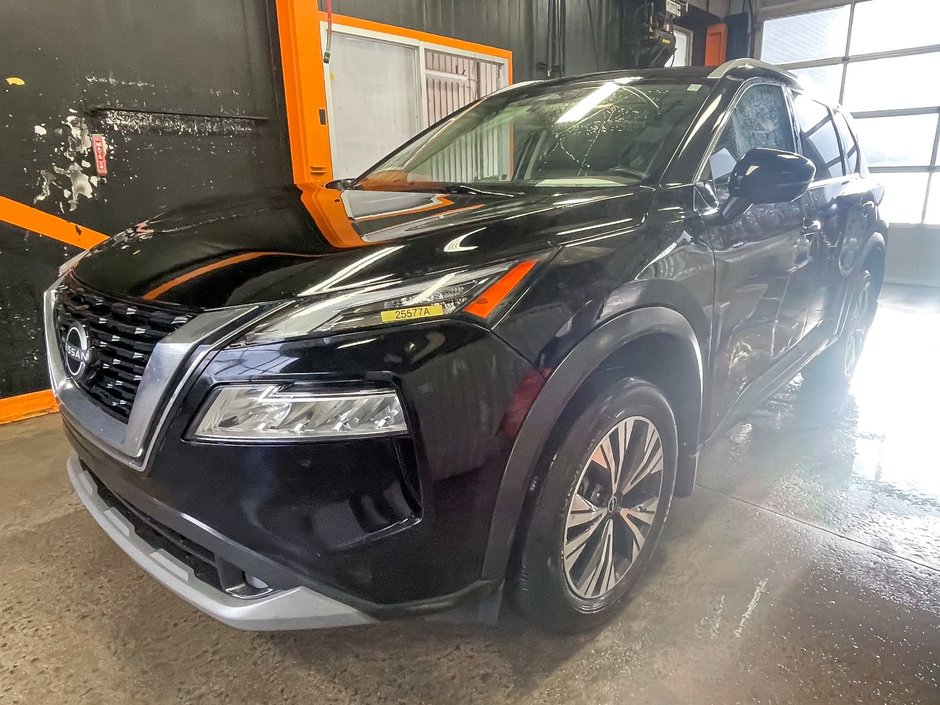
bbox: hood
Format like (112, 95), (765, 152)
(72, 184), (654, 309)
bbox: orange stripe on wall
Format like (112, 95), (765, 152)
(0, 196), (108, 250)
(0, 390), (58, 425)
(0, 198), (106, 423)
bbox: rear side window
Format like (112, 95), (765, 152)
(793, 94), (846, 180)
(833, 111), (860, 174)
(708, 83), (795, 188)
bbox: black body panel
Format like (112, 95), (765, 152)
(72, 185), (655, 309)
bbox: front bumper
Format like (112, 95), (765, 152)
(49, 266), (539, 625)
(68, 453), (374, 630)
(58, 320), (536, 627)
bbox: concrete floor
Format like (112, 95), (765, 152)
(2, 284), (938, 705)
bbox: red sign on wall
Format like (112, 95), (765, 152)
(91, 134), (108, 176)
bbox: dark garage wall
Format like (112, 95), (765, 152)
(0, 0), (721, 403)
(0, 0), (293, 398)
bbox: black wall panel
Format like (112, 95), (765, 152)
(0, 0), (292, 397)
(0, 224), (81, 396)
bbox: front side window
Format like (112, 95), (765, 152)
(357, 79), (712, 192)
(793, 94), (846, 180)
(708, 83), (795, 193)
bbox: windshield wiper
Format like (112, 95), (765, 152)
(437, 183), (517, 197)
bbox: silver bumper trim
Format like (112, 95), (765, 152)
(67, 453), (374, 630)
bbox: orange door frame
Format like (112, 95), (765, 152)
(274, 2), (513, 190)
(273, 2), (513, 250)
(705, 23), (728, 67)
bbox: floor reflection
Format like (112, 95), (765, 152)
(699, 284), (940, 568)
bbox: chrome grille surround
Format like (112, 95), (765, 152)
(44, 274), (262, 471)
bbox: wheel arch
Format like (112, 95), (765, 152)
(861, 231), (886, 293)
(481, 306), (703, 582)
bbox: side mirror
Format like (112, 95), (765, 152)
(325, 177), (356, 191)
(704, 148), (815, 226)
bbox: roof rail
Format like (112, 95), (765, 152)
(708, 59), (799, 85)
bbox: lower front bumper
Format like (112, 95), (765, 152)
(67, 453), (374, 630)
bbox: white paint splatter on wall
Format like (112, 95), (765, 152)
(32, 111), (105, 212)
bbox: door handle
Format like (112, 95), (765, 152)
(801, 219), (823, 239)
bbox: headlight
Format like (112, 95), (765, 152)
(238, 259), (538, 346)
(190, 385), (407, 440)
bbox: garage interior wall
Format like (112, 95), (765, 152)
(0, 0), (725, 418)
(318, 0), (623, 81)
(0, 0), (294, 410)
(317, 1), (723, 81)
(753, 0), (940, 287)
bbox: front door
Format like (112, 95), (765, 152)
(701, 81), (808, 432)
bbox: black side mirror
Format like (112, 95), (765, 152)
(705, 148), (815, 226)
(325, 177), (356, 191)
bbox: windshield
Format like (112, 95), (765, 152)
(356, 78), (713, 193)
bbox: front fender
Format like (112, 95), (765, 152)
(481, 306), (702, 581)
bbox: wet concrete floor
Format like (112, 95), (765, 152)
(2, 284), (938, 704)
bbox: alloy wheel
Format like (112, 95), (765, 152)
(844, 277), (873, 377)
(562, 416), (664, 600)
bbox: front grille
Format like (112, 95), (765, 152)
(54, 277), (195, 421)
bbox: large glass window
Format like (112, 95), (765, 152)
(842, 53), (940, 113)
(875, 173), (930, 224)
(849, 0), (940, 55)
(761, 6), (850, 65)
(852, 115), (937, 168)
(788, 65), (843, 106)
(925, 179), (940, 225)
(759, 0), (940, 225)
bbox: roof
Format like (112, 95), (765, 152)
(707, 59), (799, 86)
(501, 60), (799, 95)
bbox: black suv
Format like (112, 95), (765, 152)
(46, 60), (886, 633)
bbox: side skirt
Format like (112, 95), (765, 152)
(704, 324), (831, 445)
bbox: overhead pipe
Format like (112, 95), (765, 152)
(545, 0), (556, 77)
(544, 0), (568, 78)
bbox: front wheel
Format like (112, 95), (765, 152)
(510, 378), (678, 633)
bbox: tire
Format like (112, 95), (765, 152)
(802, 268), (877, 388)
(510, 378), (678, 633)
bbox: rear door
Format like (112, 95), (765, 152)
(790, 93), (854, 336)
(701, 81), (807, 428)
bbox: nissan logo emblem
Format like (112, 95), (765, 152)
(64, 323), (94, 379)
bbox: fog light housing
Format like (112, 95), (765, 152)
(190, 385), (407, 441)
